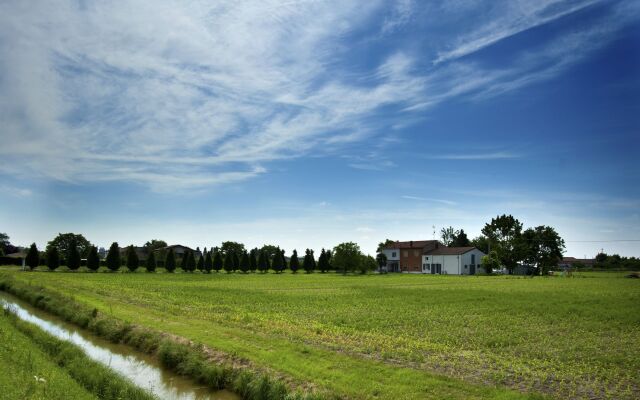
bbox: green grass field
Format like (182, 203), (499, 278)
(3, 270), (639, 399)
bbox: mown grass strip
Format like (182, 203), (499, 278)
(0, 274), (326, 400)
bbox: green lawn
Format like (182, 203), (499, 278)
(4, 270), (639, 399)
(0, 312), (95, 400)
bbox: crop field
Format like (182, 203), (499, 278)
(2, 270), (639, 400)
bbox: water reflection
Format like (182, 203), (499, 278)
(0, 292), (239, 400)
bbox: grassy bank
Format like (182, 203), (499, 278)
(0, 311), (96, 400)
(5, 271), (637, 399)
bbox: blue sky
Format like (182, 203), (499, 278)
(1, 0), (639, 257)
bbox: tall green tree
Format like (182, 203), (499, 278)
(46, 246), (60, 271)
(0, 232), (10, 253)
(203, 251), (213, 273)
(452, 229), (471, 247)
(66, 239), (81, 271)
(106, 242), (120, 272)
(25, 243), (39, 271)
(179, 251), (189, 271)
(258, 250), (269, 273)
(87, 246), (100, 271)
(212, 251), (223, 272)
(333, 242), (362, 274)
(165, 248), (176, 273)
(223, 251), (234, 273)
(47, 233), (92, 259)
(232, 251), (240, 271)
(271, 248), (284, 273)
(186, 251), (196, 272)
(522, 226), (565, 275)
(126, 245), (139, 272)
(260, 244), (281, 260)
(481, 214), (524, 274)
(239, 251), (250, 273)
(318, 249), (329, 273)
(303, 249), (316, 273)
(289, 250), (300, 273)
(145, 251), (156, 272)
(249, 249), (258, 272)
(196, 251), (205, 272)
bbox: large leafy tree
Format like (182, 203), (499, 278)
(145, 251), (156, 272)
(87, 246), (100, 271)
(359, 254), (377, 274)
(333, 242), (362, 274)
(220, 241), (245, 257)
(260, 244), (280, 260)
(232, 251), (240, 271)
(471, 236), (490, 254)
(440, 227), (458, 246)
(481, 215), (524, 274)
(376, 239), (396, 253)
(212, 251), (223, 272)
(481, 251), (500, 274)
(223, 251), (234, 273)
(144, 240), (167, 252)
(106, 242), (121, 272)
(303, 249), (316, 273)
(179, 251), (189, 271)
(522, 226), (565, 275)
(165, 248), (176, 273)
(46, 246), (60, 271)
(47, 233), (92, 258)
(452, 229), (471, 247)
(126, 245), (139, 272)
(289, 250), (300, 273)
(66, 239), (81, 271)
(25, 243), (39, 271)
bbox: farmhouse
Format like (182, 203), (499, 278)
(382, 240), (485, 275)
(154, 244), (200, 259)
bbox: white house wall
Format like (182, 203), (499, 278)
(382, 249), (400, 261)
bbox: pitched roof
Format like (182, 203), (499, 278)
(424, 246), (476, 255)
(383, 240), (440, 249)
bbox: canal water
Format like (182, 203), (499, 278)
(0, 291), (240, 400)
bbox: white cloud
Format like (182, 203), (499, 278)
(0, 0), (635, 191)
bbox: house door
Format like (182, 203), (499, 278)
(470, 265), (476, 275)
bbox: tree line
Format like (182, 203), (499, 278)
(17, 233), (378, 274)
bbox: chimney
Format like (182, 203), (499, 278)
(410, 240), (413, 247)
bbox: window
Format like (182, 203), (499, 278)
(392, 252), (396, 257)
(403, 250), (408, 257)
(471, 254), (476, 264)
(425, 256), (429, 260)
(414, 250), (420, 256)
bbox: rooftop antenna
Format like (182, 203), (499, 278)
(432, 225), (436, 240)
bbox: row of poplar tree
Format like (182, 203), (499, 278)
(23, 242), (336, 273)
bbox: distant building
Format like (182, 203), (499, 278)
(558, 257), (595, 268)
(154, 245), (201, 259)
(381, 240), (485, 275)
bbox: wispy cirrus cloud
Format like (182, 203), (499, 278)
(0, 0), (636, 191)
(401, 195), (457, 206)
